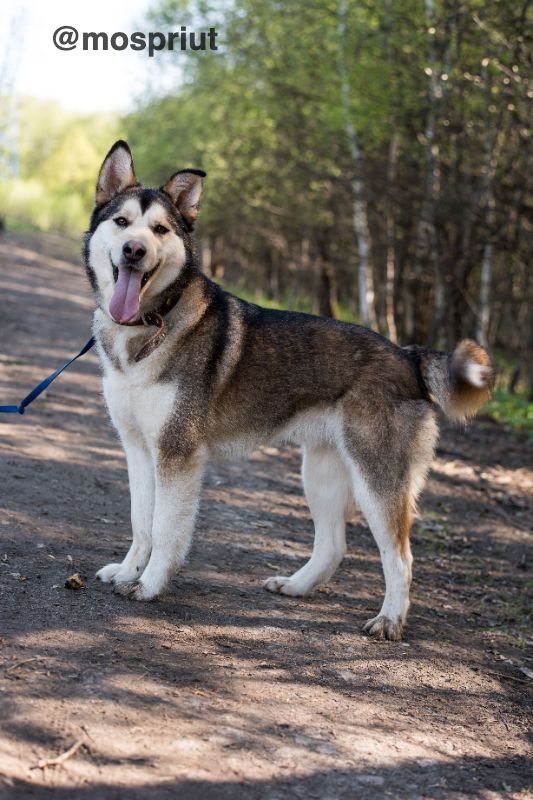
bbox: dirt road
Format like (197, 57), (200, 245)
(0, 232), (531, 799)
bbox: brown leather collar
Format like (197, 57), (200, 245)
(130, 312), (167, 362)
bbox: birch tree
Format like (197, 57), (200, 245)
(337, 0), (377, 330)
(414, 0), (442, 345)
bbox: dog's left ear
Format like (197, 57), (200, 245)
(162, 169), (206, 227)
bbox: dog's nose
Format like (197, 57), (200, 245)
(122, 240), (146, 263)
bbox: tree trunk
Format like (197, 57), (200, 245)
(476, 31), (499, 348)
(337, 0), (376, 330)
(477, 239), (492, 347)
(385, 134), (398, 343)
(201, 240), (212, 277)
(318, 264), (338, 319)
(415, 0), (443, 347)
(383, 0), (398, 342)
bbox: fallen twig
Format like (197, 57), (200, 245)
(484, 669), (531, 685)
(31, 738), (85, 770)
(4, 657), (42, 674)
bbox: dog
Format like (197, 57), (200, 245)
(84, 140), (494, 641)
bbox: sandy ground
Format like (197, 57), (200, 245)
(0, 231), (531, 800)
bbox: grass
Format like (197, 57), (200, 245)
(220, 282), (359, 323)
(483, 389), (533, 434)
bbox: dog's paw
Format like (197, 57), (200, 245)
(111, 565), (142, 584)
(95, 563), (123, 583)
(113, 580), (158, 602)
(363, 614), (403, 642)
(263, 575), (310, 597)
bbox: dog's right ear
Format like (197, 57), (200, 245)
(95, 141), (138, 207)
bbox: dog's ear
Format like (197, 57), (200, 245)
(95, 141), (138, 207)
(162, 169), (206, 227)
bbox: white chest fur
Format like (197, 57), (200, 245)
(95, 317), (177, 449)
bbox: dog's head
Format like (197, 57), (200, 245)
(84, 140), (205, 325)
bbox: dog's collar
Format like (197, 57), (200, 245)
(129, 311), (167, 362)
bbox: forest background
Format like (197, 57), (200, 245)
(1, 0), (531, 421)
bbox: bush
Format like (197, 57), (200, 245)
(0, 179), (88, 235)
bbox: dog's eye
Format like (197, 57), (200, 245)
(114, 217), (128, 228)
(154, 224), (169, 235)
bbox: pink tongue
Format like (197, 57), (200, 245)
(109, 266), (143, 324)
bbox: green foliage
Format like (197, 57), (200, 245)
(1, 98), (121, 234)
(484, 390), (533, 434)
(4, 0), (530, 396)
(129, 0), (531, 363)
(221, 281), (359, 323)
(0, 179), (88, 234)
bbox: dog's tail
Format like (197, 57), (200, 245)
(409, 339), (495, 421)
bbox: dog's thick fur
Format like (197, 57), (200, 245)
(84, 141), (494, 640)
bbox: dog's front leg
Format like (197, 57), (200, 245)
(114, 451), (206, 601)
(97, 433), (154, 584)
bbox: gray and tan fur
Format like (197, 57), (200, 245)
(84, 141), (494, 641)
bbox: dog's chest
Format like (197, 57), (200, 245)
(99, 332), (177, 445)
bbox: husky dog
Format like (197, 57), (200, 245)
(84, 140), (494, 640)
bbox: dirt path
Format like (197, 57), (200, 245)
(0, 232), (531, 799)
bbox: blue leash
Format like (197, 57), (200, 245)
(0, 337), (95, 415)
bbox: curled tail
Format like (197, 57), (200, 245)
(409, 339), (495, 421)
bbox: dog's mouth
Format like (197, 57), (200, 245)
(111, 260), (160, 287)
(109, 259), (161, 325)
(141, 262), (160, 288)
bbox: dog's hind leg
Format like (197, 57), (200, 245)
(264, 445), (351, 596)
(349, 464), (413, 641)
(338, 402), (438, 640)
(96, 434), (154, 584)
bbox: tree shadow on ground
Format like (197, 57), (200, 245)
(6, 754), (532, 799)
